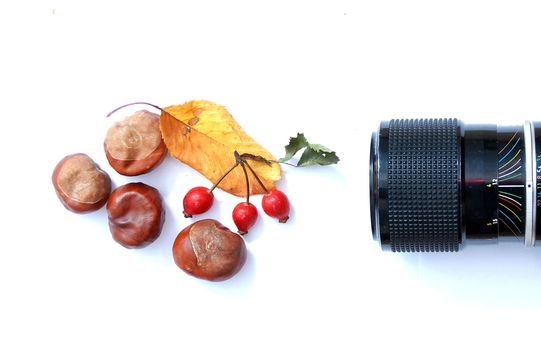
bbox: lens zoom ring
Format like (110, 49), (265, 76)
(388, 119), (460, 252)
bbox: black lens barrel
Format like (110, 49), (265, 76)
(371, 118), (538, 252)
(371, 119), (462, 252)
(462, 124), (498, 240)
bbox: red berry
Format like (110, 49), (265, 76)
(183, 186), (214, 218)
(232, 202), (258, 234)
(262, 189), (290, 223)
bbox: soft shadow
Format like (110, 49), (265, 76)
(131, 155), (182, 195)
(398, 242), (541, 308)
(283, 162), (347, 183)
(140, 200), (180, 266)
(195, 249), (256, 295)
(242, 211), (266, 243)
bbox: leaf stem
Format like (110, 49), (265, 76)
(240, 152), (300, 168)
(272, 160), (300, 167)
(239, 153), (272, 166)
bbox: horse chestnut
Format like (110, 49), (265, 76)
(52, 153), (111, 213)
(106, 182), (165, 248)
(173, 219), (247, 281)
(104, 110), (167, 176)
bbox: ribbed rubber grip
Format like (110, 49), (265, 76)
(387, 119), (461, 252)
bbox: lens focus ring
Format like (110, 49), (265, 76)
(386, 119), (461, 252)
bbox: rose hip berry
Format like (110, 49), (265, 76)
(262, 189), (290, 223)
(183, 151), (290, 237)
(232, 202), (258, 234)
(183, 186), (214, 218)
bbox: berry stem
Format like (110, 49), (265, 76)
(206, 151), (269, 198)
(241, 158), (269, 194)
(240, 161), (250, 203)
(234, 151), (251, 203)
(209, 161), (240, 193)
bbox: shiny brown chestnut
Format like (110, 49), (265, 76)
(104, 110), (167, 176)
(173, 219), (247, 281)
(52, 153), (111, 213)
(106, 182), (165, 248)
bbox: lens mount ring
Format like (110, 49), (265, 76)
(524, 120), (536, 247)
(370, 131), (381, 244)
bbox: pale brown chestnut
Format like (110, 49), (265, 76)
(104, 110), (167, 176)
(173, 219), (247, 281)
(106, 182), (165, 248)
(52, 153), (111, 213)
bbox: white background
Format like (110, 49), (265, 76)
(2, 1), (541, 349)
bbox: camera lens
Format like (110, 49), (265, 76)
(370, 119), (539, 252)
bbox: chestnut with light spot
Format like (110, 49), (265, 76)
(106, 182), (165, 248)
(173, 219), (247, 281)
(52, 153), (111, 213)
(105, 110), (167, 176)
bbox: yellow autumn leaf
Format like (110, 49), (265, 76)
(159, 100), (281, 196)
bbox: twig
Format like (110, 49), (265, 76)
(242, 158), (269, 194)
(209, 161), (239, 193)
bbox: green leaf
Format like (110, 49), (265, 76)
(279, 133), (339, 166)
(279, 133), (309, 163)
(308, 143), (332, 153)
(297, 147), (340, 167)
